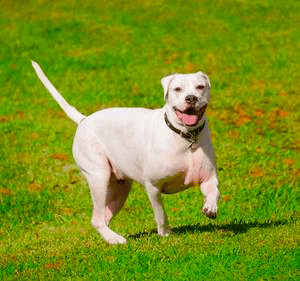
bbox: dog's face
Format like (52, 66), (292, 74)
(162, 72), (211, 128)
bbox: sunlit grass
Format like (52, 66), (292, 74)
(0, 0), (299, 280)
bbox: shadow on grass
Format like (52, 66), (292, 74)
(128, 219), (290, 240)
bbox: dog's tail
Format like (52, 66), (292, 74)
(31, 61), (86, 125)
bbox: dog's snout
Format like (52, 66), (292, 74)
(185, 95), (199, 104)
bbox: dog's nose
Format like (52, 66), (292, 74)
(185, 95), (199, 104)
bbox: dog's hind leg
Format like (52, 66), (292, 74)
(73, 125), (128, 244)
(86, 171), (128, 244)
(102, 177), (132, 225)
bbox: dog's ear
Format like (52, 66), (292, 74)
(161, 74), (176, 101)
(197, 72), (211, 89)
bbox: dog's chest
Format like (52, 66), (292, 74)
(151, 147), (213, 194)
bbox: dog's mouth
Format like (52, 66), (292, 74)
(175, 105), (207, 127)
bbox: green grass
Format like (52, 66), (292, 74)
(1, 0), (299, 279)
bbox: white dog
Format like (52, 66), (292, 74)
(32, 61), (220, 244)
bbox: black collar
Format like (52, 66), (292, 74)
(164, 113), (206, 142)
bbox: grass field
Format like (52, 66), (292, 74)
(0, 0), (299, 279)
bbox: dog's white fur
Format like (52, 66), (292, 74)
(32, 61), (220, 244)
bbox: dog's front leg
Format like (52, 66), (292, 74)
(145, 182), (172, 236)
(200, 175), (220, 219)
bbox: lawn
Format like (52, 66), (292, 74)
(0, 0), (299, 280)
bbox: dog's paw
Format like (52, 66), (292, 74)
(158, 226), (173, 237)
(202, 203), (217, 219)
(94, 225), (127, 245)
(106, 234), (127, 245)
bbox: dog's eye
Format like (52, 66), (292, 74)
(196, 85), (205, 90)
(174, 87), (182, 92)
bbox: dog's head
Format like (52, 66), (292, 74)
(162, 72), (211, 128)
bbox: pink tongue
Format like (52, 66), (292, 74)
(176, 111), (198, 125)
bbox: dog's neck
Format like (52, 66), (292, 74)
(164, 112), (206, 142)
